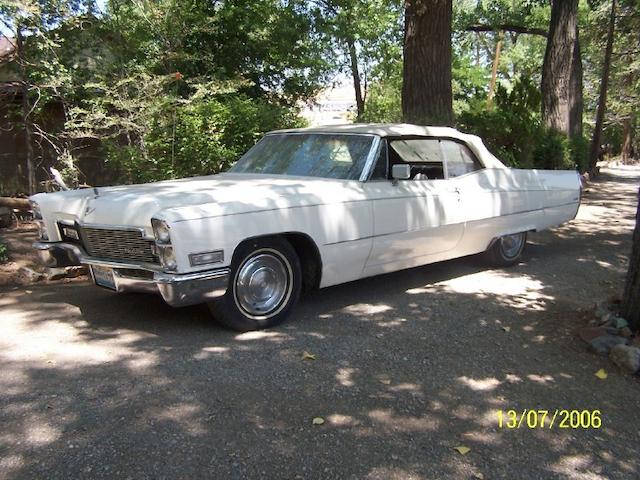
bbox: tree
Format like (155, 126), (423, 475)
(541, 0), (583, 138)
(588, 0), (617, 172)
(313, 0), (402, 120)
(621, 188), (640, 330)
(0, 0), (89, 194)
(591, 0), (639, 164)
(402, 0), (453, 126)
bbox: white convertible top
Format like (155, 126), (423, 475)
(270, 123), (506, 169)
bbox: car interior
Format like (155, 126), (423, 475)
(388, 139), (446, 180)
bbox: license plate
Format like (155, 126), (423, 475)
(91, 265), (116, 290)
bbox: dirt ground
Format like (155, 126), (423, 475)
(0, 166), (639, 479)
(0, 223), (44, 286)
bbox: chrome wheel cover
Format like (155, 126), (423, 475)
(500, 233), (525, 259)
(234, 250), (292, 318)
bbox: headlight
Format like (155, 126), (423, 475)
(151, 218), (171, 244)
(159, 245), (177, 271)
(30, 201), (42, 220)
(30, 201), (49, 240)
(37, 222), (49, 241)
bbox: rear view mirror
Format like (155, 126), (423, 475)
(391, 164), (411, 180)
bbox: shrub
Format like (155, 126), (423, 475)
(459, 76), (583, 171)
(458, 77), (542, 168)
(569, 134), (589, 172)
(101, 94), (304, 184)
(533, 128), (571, 170)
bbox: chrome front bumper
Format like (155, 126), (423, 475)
(33, 241), (229, 307)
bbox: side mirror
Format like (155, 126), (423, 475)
(391, 164), (411, 180)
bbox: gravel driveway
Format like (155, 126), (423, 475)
(1, 166), (639, 480)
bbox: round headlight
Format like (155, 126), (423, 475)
(161, 246), (177, 270)
(157, 225), (171, 244)
(37, 221), (49, 241)
(30, 202), (42, 220)
(152, 218), (171, 244)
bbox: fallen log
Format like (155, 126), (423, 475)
(0, 197), (31, 210)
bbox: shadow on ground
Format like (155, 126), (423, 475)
(1, 167), (639, 479)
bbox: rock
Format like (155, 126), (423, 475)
(579, 326), (618, 343)
(19, 266), (44, 283)
(611, 316), (628, 329)
(65, 266), (88, 278)
(47, 267), (68, 280)
(609, 345), (640, 374)
(588, 335), (628, 355)
(620, 327), (633, 338)
(594, 302), (613, 320)
(599, 312), (615, 324)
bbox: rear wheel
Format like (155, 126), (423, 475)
(208, 237), (302, 331)
(485, 232), (527, 267)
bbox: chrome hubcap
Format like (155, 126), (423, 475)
(500, 233), (525, 259)
(235, 252), (290, 317)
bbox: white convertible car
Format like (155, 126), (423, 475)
(31, 124), (581, 330)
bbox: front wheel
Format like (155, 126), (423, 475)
(484, 232), (527, 267)
(208, 237), (302, 331)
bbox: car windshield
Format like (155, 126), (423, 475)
(229, 133), (375, 180)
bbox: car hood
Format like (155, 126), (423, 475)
(31, 173), (365, 229)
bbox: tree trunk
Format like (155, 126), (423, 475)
(569, 31), (583, 138)
(402, 0), (453, 126)
(487, 31), (504, 110)
(621, 187), (640, 330)
(588, 0), (617, 173)
(0, 197), (31, 210)
(346, 37), (364, 119)
(16, 27), (37, 195)
(541, 0), (581, 136)
(622, 116), (634, 163)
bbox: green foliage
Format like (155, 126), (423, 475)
(569, 134), (589, 172)
(360, 58), (402, 123)
(459, 75), (584, 170)
(533, 129), (571, 170)
(360, 79), (402, 123)
(71, 74), (304, 184)
(140, 94), (304, 182)
(458, 76), (540, 167)
(2, 0), (638, 192)
(0, 243), (8, 264)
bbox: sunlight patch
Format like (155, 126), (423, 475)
(527, 374), (555, 384)
(234, 331), (289, 341)
(457, 376), (502, 391)
(342, 303), (392, 315)
(336, 367), (356, 387)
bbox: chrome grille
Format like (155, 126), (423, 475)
(79, 226), (159, 264)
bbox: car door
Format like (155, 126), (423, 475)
(362, 138), (464, 274)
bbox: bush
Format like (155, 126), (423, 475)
(458, 77), (542, 168)
(101, 94), (304, 184)
(533, 128), (571, 170)
(0, 243), (8, 263)
(459, 76), (585, 171)
(569, 134), (589, 172)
